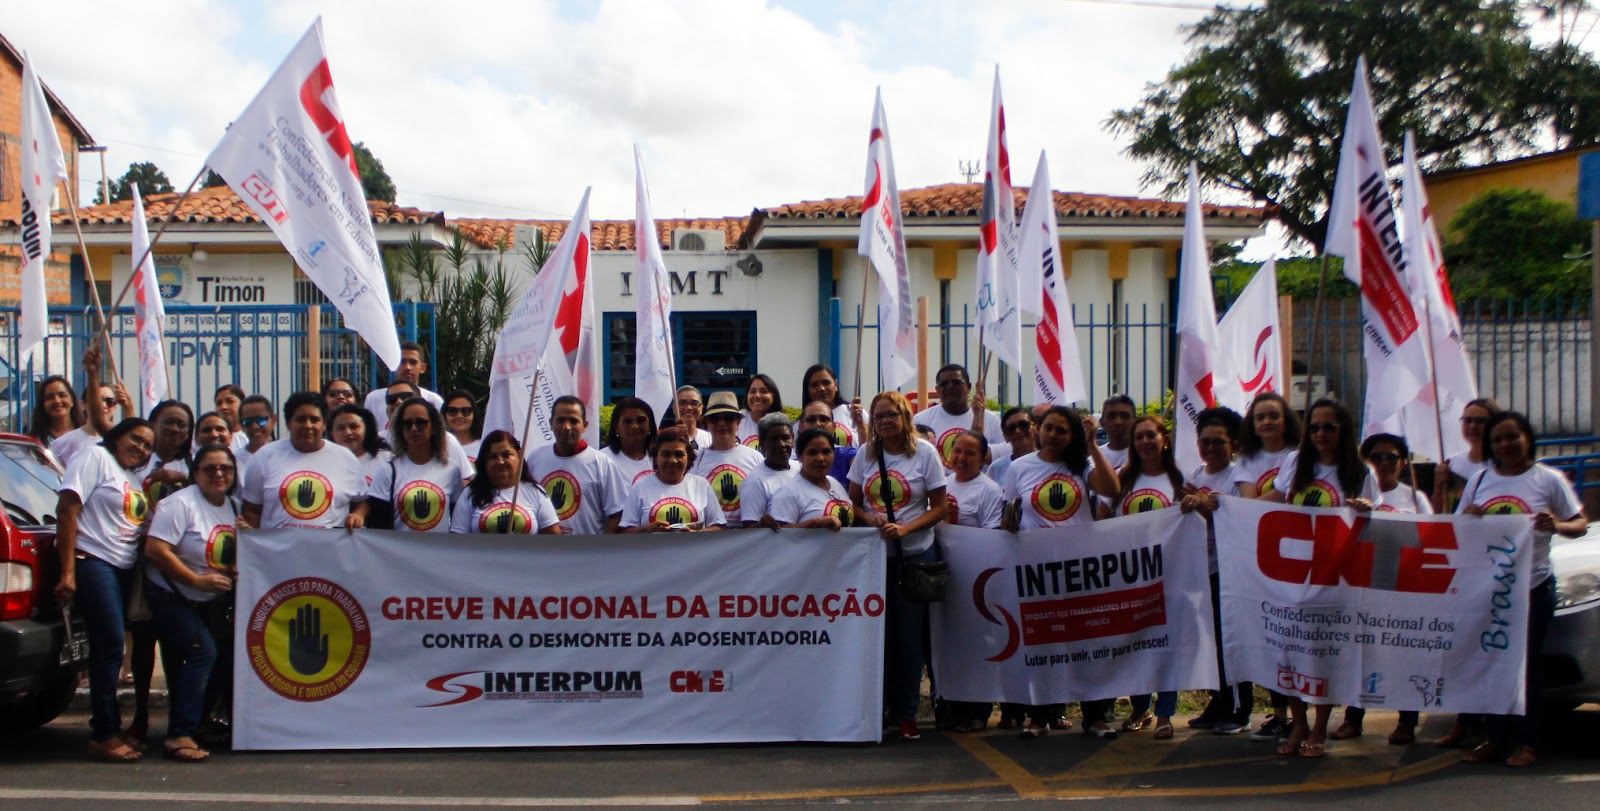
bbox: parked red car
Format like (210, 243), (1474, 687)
(0, 433), (86, 732)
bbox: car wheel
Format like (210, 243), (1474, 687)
(0, 670), (79, 734)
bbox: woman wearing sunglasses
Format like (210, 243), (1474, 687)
(358, 398), (465, 533)
(442, 390), (482, 465)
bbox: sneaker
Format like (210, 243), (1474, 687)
(1188, 717), (1219, 730)
(1213, 721), (1246, 735)
(897, 720), (921, 741)
(1250, 715), (1286, 742)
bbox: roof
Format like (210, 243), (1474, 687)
(54, 185), (447, 229)
(451, 216), (749, 251)
(0, 32), (95, 145)
(1423, 143), (1600, 182)
(754, 182), (1262, 224)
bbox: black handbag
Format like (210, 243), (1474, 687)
(364, 458), (398, 530)
(877, 446), (948, 603)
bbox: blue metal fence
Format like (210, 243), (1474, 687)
(0, 303), (435, 431)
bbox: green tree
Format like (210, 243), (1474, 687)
(1443, 188), (1590, 300)
(1213, 256), (1357, 307)
(1107, 1), (1600, 251)
(95, 161), (174, 204)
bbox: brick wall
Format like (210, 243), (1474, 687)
(0, 52), (84, 306)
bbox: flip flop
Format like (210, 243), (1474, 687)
(163, 744), (211, 763)
(88, 739), (142, 763)
(1018, 726), (1049, 739)
(1298, 741), (1327, 758)
(1153, 723), (1175, 740)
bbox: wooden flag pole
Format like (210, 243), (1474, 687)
(60, 187), (123, 385)
(507, 367), (546, 531)
(852, 254), (873, 401)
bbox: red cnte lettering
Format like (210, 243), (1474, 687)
(1397, 523), (1458, 594)
(299, 59), (359, 176)
(1257, 511), (1455, 593)
(668, 670), (725, 693)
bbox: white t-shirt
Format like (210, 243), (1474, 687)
(690, 444), (764, 524)
(945, 474), (1005, 529)
(449, 483), (560, 534)
(738, 460), (799, 524)
(1190, 463), (1241, 575)
(146, 486), (237, 602)
(527, 445), (627, 535)
(736, 412), (764, 449)
(1234, 446), (1294, 495)
(603, 447), (655, 484)
(915, 405), (1004, 469)
(1274, 450), (1379, 507)
(61, 446), (150, 569)
(444, 434), (473, 480)
(1444, 451), (1488, 484)
(355, 450), (392, 492)
(769, 475), (854, 526)
(1003, 451), (1096, 530)
(1118, 471), (1180, 516)
(1458, 463), (1583, 583)
(364, 386), (445, 434)
(369, 454), (466, 533)
(847, 438), (948, 554)
(241, 440), (363, 529)
(831, 404), (859, 447)
(620, 474), (728, 529)
(1097, 443), (1129, 471)
(460, 438), (482, 467)
(47, 427), (97, 468)
(1376, 482), (1433, 514)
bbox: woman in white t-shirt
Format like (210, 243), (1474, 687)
(330, 404), (391, 493)
(26, 374), (85, 453)
(361, 398), (465, 533)
(941, 430), (1006, 733)
(442, 390), (482, 465)
(450, 431), (561, 534)
(1263, 398), (1376, 759)
(770, 428), (855, 530)
(735, 374), (783, 448)
(143, 444), (240, 763)
(1457, 411), (1586, 768)
(848, 391), (949, 742)
(603, 397), (658, 485)
(621, 427), (727, 532)
(52, 418), (156, 762)
(1432, 397), (1501, 514)
(800, 363), (864, 447)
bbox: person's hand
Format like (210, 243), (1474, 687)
(757, 514), (782, 532)
(649, 519), (671, 533)
(345, 512), (366, 532)
(54, 570), (75, 602)
(850, 398), (863, 423)
(1534, 511), (1558, 532)
(970, 387), (986, 412)
(878, 522), (904, 542)
(1180, 493), (1204, 514)
(1082, 413), (1099, 436)
(234, 515), (252, 530)
(816, 515), (842, 532)
(1349, 497), (1374, 513)
(857, 510), (886, 528)
(1462, 504), (1486, 516)
(112, 380), (132, 410)
(193, 573), (233, 594)
(82, 342), (101, 371)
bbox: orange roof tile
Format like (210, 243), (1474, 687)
(450, 216), (750, 252)
(55, 185), (447, 229)
(757, 182), (1263, 223)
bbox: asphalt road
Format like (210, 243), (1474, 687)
(4, 705), (1598, 808)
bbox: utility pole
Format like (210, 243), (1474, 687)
(958, 160), (980, 184)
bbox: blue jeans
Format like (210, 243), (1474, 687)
(1131, 691), (1178, 718)
(74, 555), (132, 743)
(885, 547), (934, 722)
(147, 586), (218, 740)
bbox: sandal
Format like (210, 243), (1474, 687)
(1120, 712), (1153, 733)
(1048, 716), (1074, 731)
(1153, 723), (1175, 740)
(1298, 740), (1327, 759)
(1277, 727), (1309, 757)
(1504, 746), (1537, 767)
(1463, 742), (1507, 764)
(1329, 722), (1363, 740)
(163, 743), (211, 763)
(953, 719), (988, 734)
(1433, 724), (1470, 748)
(1388, 725), (1416, 745)
(88, 739), (142, 763)
(1019, 725), (1049, 739)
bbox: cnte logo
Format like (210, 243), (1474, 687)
(669, 670), (728, 693)
(1257, 512), (1456, 593)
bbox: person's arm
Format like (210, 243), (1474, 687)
(81, 343), (112, 436)
(241, 501), (263, 529)
(880, 487), (947, 541)
(52, 493), (83, 602)
(1086, 446), (1120, 502)
(1549, 509), (1588, 538)
(1430, 460), (1453, 514)
(968, 389), (986, 432)
(145, 536), (231, 594)
(849, 482), (886, 528)
(603, 513), (622, 534)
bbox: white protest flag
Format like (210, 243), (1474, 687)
(129, 188), (168, 407)
(974, 67), (1024, 372)
(203, 19), (401, 371)
(1323, 57), (1430, 434)
(483, 189), (592, 453)
(1018, 153), (1086, 405)
(857, 89), (917, 391)
(1216, 257), (1283, 411)
(1174, 164), (1238, 473)
(17, 53), (67, 366)
(1378, 131), (1477, 460)
(633, 146), (676, 422)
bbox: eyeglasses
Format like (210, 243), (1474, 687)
(400, 418), (431, 431)
(387, 393), (415, 405)
(241, 415), (272, 428)
(1366, 452), (1402, 463)
(326, 389), (355, 400)
(801, 415), (831, 424)
(1307, 422), (1340, 434)
(198, 464), (235, 476)
(101, 397), (118, 407)
(1004, 421), (1031, 433)
(443, 406), (474, 417)
(934, 378), (965, 388)
(871, 411), (899, 422)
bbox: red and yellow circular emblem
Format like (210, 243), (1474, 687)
(1256, 467), (1281, 494)
(1031, 473), (1084, 523)
(540, 470), (582, 521)
(936, 428), (962, 468)
(649, 497), (699, 527)
(1290, 479), (1342, 508)
(478, 503), (533, 534)
(204, 524), (237, 573)
(122, 485), (150, 525)
(246, 577), (370, 702)
(1121, 487), (1173, 516)
(1480, 495), (1531, 516)
(397, 480), (447, 531)
(742, 435), (761, 449)
(707, 464), (748, 511)
(864, 470), (910, 514)
(823, 499), (854, 526)
(279, 471), (334, 521)
(832, 424), (855, 447)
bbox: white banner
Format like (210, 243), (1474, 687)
(129, 188), (169, 406)
(17, 51), (67, 366)
(633, 146), (677, 422)
(858, 88), (916, 391)
(203, 19), (401, 371)
(1019, 152), (1087, 406)
(931, 512), (1217, 704)
(1215, 498), (1533, 714)
(1216, 257), (1282, 410)
(234, 528), (885, 749)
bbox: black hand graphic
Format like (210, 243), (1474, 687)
(131, 494), (149, 521)
(839, 507), (853, 526)
(720, 474), (737, 504)
(550, 480), (568, 508)
(1493, 505), (1514, 515)
(666, 505), (683, 525)
(1138, 497), (1155, 513)
(296, 479), (315, 509)
(287, 603), (329, 676)
(412, 489), (431, 521)
(495, 510), (512, 533)
(1302, 491), (1323, 507)
(1048, 483), (1066, 511)
(219, 533), (236, 568)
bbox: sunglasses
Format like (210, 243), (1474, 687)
(400, 417), (431, 430)
(387, 393), (416, 405)
(1307, 422), (1340, 434)
(101, 397), (118, 407)
(872, 411), (899, 421)
(442, 406), (474, 417)
(326, 389), (355, 400)
(241, 415), (272, 428)
(198, 464), (236, 476)
(801, 415), (831, 424)
(1004, 421), (1031, 433)
(1366, 452), (1402, 463)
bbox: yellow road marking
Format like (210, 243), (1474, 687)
(700, 778), (1004, 804)
(946, 733), (1054, 800)
(1039, 751), (1280, 782)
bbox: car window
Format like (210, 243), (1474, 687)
(0, 441), (63, 527)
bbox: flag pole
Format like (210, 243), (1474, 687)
(60, 187), (124, 385)
(1300, 252), (1333, 415)
(507, 367), (546, 530)
(852, 256), (872, 401)
(104, 165), (207, 315)
(1419, 296), (1449, 463)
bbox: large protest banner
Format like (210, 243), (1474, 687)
(1215, 498), (1533, 714)
(931, 511), (1218, 704)
(234, 528), (885, 750)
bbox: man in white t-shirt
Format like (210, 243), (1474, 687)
(526, 396), (627, 535)
(1096, 394), (1137, 470)
(240, 391), (364, 530)
(673, 386), (713, 449)
(363, 341), (445, 433)
(915, 364), (1004, 469)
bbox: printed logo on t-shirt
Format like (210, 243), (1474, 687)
(1030, 473), (1084, 523)
(279, 471), (334, 521)
(204, 524), (238, 572)
(1289, 479), (1342, 508)
(833, 424), (855, 448)
(742, 435), (761, 449)
(143, 475), (185, 504)
(864, 469), (911, 514)
(398, 480), (447, 531)
(935, 428), (963, 468)
(707, 464), (748, 511)
(1121, 487), (1173, 516)
(122, 485), (151, 525)
(824, 499), (854, 526)
(479, 503), (533, 534)
(540, 470), (582, 521)
(630, 469), (655, 484)
(1480, 495), (1531, 516)
(649, 497), (699, 527)
(1256, 467), (1281, 494)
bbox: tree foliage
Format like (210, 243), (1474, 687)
(384, 234), (519, 401)
(1213, 256), (1357, 307)
(1107, 0), (1600, 251)
(94, 161), (174, 204)
(1443, 188), (1590, 300)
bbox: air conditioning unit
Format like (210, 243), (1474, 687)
(671, 228), (725, 252)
